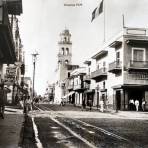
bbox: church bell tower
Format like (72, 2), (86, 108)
(57, 29), (72, 81)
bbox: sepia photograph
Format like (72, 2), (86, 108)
(0, 0), (148, 147)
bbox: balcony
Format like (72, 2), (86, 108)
(124, 72), (148, 85)
(6, 0), (22, 15)
(0, 5), (16, 63)
(83, 74), (91, 83)
(58, 41), (72, 45)
(108, 61), (122, 73)
(91, 67), (107, 82)
(67, 84), (73, 90)
(73, 83), (87, 92)
(84, 83), (90, 89)
(127, 60), (148, 71)
(58, 53), (72, 57)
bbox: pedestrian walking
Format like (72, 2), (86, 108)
(60, 98), (65, 106)
(88, 99), (92, 111)
(0, 83), (7, 119)
(34, 97), (39, 106)
(106, 98), (109, 111)
(135, 99), (139, 111)
(19, 96), (24, 108)
(100, 100), (104, 112)
(24, 96), (32, 114)
(142, 98), (146, 111)
(82, 99), (86, 111)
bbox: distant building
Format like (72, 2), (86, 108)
(65, 67), (87, 105)
(46, 84), (55, 102)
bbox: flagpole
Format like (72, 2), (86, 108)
(122, 14), (125, 28)
(103, 0), (106, 42)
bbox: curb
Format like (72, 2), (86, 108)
(18, 114), (25, 148)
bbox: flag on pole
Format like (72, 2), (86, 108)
(91, 7), (97, 22)
(91, 0), (104, 22)
(98, 0), (103, 14)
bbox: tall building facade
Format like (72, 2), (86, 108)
(90, 27), (148, 111)
(0, 0), (23, 104)
(54, 29), (73, 103)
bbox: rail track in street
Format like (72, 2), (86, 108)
(30, 103), (136, 148)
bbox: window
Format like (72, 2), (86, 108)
(103, 61), (106, 67)
(66, 48), (69, 55)
(68, 72), (70, 78)
(116, 51), (120, 63)
(103, 81), (105, 89)
(65, 60), (68, 64)
(97, 63), (100, 70)
(88, 67), (90, 75)
(64, 37), (67, 42)
(61, 47), (64, 55)
(132, 48), (145, 61)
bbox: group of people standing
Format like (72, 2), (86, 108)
(129, 98), (146, 111)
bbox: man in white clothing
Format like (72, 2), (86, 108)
(135, 99), (139, 111)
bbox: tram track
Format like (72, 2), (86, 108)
(32, 104), (135, 148)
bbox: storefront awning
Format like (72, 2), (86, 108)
(112, 84), (148, 90)
(62, 91), (75, 99)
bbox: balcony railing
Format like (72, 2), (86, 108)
(73, 84), (83, 90)
(73, 82), (89, 91)
(128, 60), (148, 70)
(67, 84), (73, 90)
(83, 74), (91, 82)
(58, 53), (72, 57)
(108, 61), (122, 73)
(124, 72), (148, 85)
(0, 4), (16, 63)
(91, 67), (107, 81)
(84, 83), (90, 89)
(58, 41), (72, 44)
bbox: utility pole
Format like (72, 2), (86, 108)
(31, 52), (39, 101)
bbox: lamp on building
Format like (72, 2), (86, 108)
(31, 51), (39, 100)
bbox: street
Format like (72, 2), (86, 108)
(21, 104), (148, 148)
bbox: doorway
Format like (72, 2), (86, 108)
(128, 89), (144, 111)
(116, 90), (121, 110)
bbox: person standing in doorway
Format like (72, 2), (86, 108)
(142, 98), (146, 111)
(129, 99), (134, 111)
(135, 99), (139, 111)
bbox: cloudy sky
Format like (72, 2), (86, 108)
(19, 0), (148, 95)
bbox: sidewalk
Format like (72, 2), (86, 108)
(55, 104), (148, 120)
(0, 106), (24, 148)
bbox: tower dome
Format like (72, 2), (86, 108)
(59, 28), (71, 44)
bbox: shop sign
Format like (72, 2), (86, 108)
(4, 66), (17, 85)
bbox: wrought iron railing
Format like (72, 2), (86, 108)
(129, 60), (148, 69)
(91, 67), (107, 78)
(125, 72), (148, 80)
(83, 74), (91, 81)
(109, 61), (121, 71)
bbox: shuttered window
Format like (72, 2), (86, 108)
(132, 48), (145, 61)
